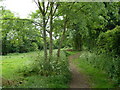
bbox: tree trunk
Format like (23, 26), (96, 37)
(49, 19), (53, 58)
(57, 19), (67, 57)
(49, 3), (53, 59)
(43, 17), (47, 61)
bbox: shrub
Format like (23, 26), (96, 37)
(17, 51), (71, 88)
(79, 51), (120, 87)
(97, 26), (120, 56)
(18, 51), (71, 77)
(30, 42), (38, 51)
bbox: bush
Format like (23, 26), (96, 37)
(97, 26), (120, 56)
(80, 51), (120, 87)
(29, 51), (70, 77)
(30, 42), (38, 51)
(17, 51), (71, 88)
(2, 38), (40, 55)
(18, 51), (71, 77)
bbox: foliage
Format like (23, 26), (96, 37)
(59, 2), (119, 51)
(20, 51), (71, 77)
(97, 26), (120, 56)
(1, 2), (120, 88)
(103, 2), (120, 31)
(1, 51), (71, 88)
(1, 8), (42, 55)
(78, 51), (120, 87)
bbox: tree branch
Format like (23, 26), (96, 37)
(69, 2), (75, 10)
(45, 2), (49, 15)
(33, 22), (43, 27)
(37, 0), (44, 15)
(45, 14), (50, 26)
(52, 3), (59, 16)
(46, 29), (50, 33)
(75, 5), (86, 13)
(33, 0), (39, 8)
(42, 2), (45, 15)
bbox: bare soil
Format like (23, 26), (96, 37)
(68, 53), (90, 88)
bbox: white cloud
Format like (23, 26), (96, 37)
(2, 0), (37, 18)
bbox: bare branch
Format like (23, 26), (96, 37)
(45, 14), (50, 26)
(33, 0), (39, 8)
(50, 2), (54, 16)
(45, 2), (50, 15)
(53, 3), (59, 16)
(45, 2), (54, 26)
(46, 29), (50, 33)
(37, 0), (44, 15)
(33, 22), (43, 27)
(42, 2), (45, 15)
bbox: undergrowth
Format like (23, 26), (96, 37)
(77, 51), (120, 88)
(2, 51), (71, 88)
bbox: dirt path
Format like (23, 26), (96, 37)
(68, 53), (90, 88)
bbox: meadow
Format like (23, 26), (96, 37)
(1, 51), (71, 88)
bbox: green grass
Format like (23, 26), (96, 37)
(75, 59), (114, 88)
(1, 51), (70, 88)
(66, 51), (114, 88)
(2, 50), (114, 88)
(18, 75), (69, 88)
(64, 50), (78, 57)
(1, 51), (40, 80)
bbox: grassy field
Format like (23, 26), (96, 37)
(1, 51), (71, 88)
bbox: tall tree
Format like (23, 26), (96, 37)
(34, 0), (49, 61)
(33, 1), (59, 60)
(56, 2), (75, 57)
(49, 2), (59, 59)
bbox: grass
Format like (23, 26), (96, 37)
(1, 51), (39, 80)
(18, 75), (69, 88)
(66, 51), (115, 88)
(64, 50), (78, 57)
(1, 50), (71, 88)
(75, 59), (114, 88)
(2, 50), (115, 88)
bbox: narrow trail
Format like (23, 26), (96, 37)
(68, 53), (90, 88)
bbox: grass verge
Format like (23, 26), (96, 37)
(66, 51), (115, 88)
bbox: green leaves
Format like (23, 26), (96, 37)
(97, 26), (120, 55)
(1, 9), (42, 54)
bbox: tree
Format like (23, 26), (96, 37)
(49, 2), (59, 58)
(33, 0), (59, 61)
(60, 2), (108, 50)
(1, 8), (41, 54)
(56, 2), (75, 57)
(33, 0), (49, 61)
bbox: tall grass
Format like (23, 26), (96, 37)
(17, 50), (71, 88)
(79, 51), (120, 87)
(2, 51), (71, 88)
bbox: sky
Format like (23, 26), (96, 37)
(1, 0), (119, 18)
(2, 0), (37, 18)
